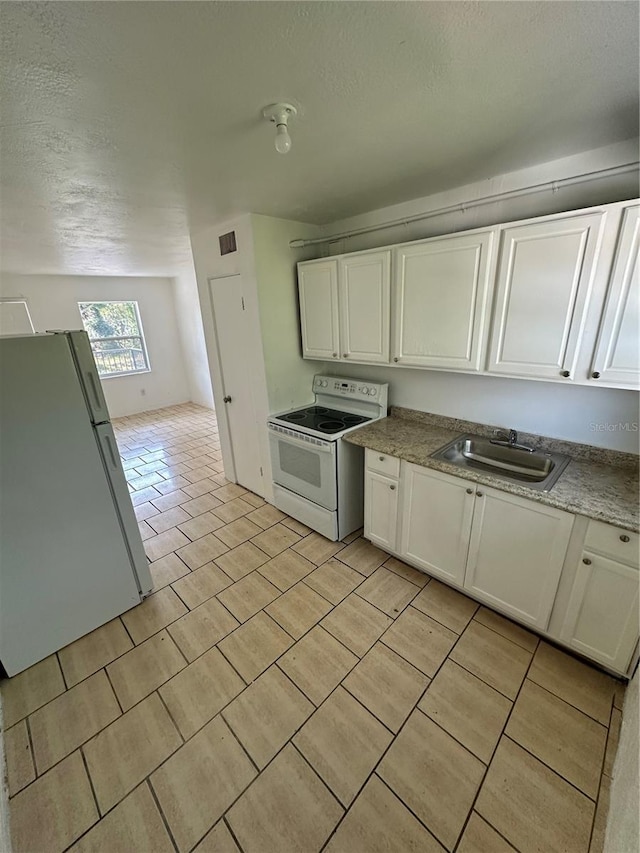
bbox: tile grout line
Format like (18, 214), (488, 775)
(290, 739), (348, 809)
(23, 716), (37, 783)
(56, 652), (69, 691)
(450, 639), (541, 852)
(587, 698), (618, 852)
(317, 604), (481, 851)
(146, 778), (181, 853)
(79, 745), (102, 821)
(222, 815), (247, 853)
(526, 670), (616, 727)
(103, 666), (125, 715)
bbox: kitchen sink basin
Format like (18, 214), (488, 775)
(431, 434), (570, 491)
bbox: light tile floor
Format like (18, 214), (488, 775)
(1, 403), (627, 853)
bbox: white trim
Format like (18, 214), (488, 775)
(0, 297), (35, 334)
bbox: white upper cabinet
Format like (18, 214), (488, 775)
(339, 251), (391, 363)
(589, 204), (640, 387)
(298, 200), (639, 389)
(393, 231), (494, 370)
(298, 260), (340, 360)
(487, 212), (605, 380)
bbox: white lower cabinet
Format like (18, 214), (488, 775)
(400, 464), (474, 586)
(560, 523), (640, 672)
(464, 486), (574, 629)
(364, 453), (639, 673)
(364, 469), (399, 552)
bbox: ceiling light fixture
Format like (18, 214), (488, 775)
(262, 102), (297, 154)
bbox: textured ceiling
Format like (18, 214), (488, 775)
(1, 1), (638, 276)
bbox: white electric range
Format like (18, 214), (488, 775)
(267, 375), (388, 541)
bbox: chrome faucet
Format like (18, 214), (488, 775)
(490, 428), (536, 453)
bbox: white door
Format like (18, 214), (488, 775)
(464, 486), (574, 630)
(560, 552), (639, 673)
(589, 204), (640, 388)
(298, 260), (340, 360)
(487, 212), (605, 380)
(393, 231), (494, 370)
(364, 469), (399, 551)
(339, 251), (391, 363)
(209, 276), (263, 495)
(400, 465), (474, 586)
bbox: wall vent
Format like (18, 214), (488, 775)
(219, 231), (237, 255)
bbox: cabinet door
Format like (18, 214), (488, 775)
(298, 260), (340, 360)
(464, 487), (574, 629)
(400, 465), (474, 586)
(393, 232), (494, 370)
(364, 469), (399, 552)
(339, 251), (391, 363)
(590, 204), (640, 388)
(560, 552), (639, 673)
(487, 212), (604, 380)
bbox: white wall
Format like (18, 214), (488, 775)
(312, 140), (640, 453)
(190, 213), (323, 496)
(326, 363), (639, 452)
(251, 214), (322, 414)
(321, 140), (639, 254)
(0, 274), (190, 418)
(605, 668), (639, 852)
(190, 214), (264, 487)
(171, 264), (214, 409)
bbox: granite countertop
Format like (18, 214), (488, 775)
(345, 408), (640, 533)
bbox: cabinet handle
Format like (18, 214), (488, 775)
(582, 557), (592, 565)
(390, 485), (396, 491)
(379, 456), (385, 461)
(332, 352), (337, 358)
(592, 371), (601, 379)
(343, 353), (348, 358)
(620, 534), (630, 543)
(560, 370), (570, 377)
(476, 491), (483, 497)
(393, 357), (399, 363)
(466, 488), (473, 494)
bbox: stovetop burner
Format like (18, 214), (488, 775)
(277, 405), (371, 435)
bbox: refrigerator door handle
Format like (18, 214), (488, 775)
(66, 331), (110, 424)
(95, 423), (153, 597)
(87, 369), (104, 415)
(103, 431), (119, 469)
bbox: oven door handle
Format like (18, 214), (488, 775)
(268, 425), (335, 453)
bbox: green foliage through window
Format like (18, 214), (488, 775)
(78, 301), (149, 377)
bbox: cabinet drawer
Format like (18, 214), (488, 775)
(365, 449), (400, 478)
(584, 520), (639, 567)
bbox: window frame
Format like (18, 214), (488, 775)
(77, 300), (151, 379)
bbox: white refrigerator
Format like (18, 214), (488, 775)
(0, 331), (153, 676)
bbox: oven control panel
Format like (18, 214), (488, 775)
(313, 375), (387, 406)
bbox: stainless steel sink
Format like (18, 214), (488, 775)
(431, 434), (570, 491)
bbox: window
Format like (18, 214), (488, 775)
(78, 301), (150, 377)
